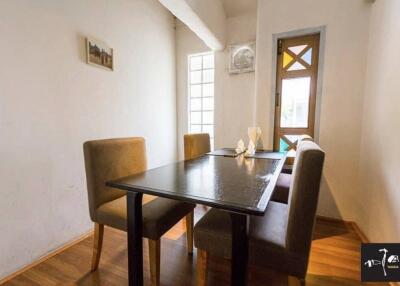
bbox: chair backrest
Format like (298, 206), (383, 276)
(83, 137), (147, 221)
(296, 134), (313, 149)
(285, 141), (325, 255)
(184, 133), (211, 160)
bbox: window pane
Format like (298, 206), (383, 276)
(202, 111), (213, 124)
(190, 85), (201, 98)
(190, 56), (202, 70)
(203, 54), (214, 69)
(188, 52), (215, 140)
(191, 112), (201, 124)
(301, 48), (312, 65)
(203, 69), (214, 83)
(288, 45), (307, 55)
(202, 125), (214, 138)
(203, 83), (214, 97)
(287, 61), (306, 71)
(280, 77), (310, 128)
(279, 138), (289, 152)
(203, 97), (214, 110)
(191, 71), (201, 84)
(283, 52), (294, 68)
(190, 98), (202, 111)
(190, 124), (202, 133)
(284, 135), (301, 144)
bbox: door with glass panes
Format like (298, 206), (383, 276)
(274, 34), (320, 155)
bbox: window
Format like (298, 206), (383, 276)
(188, 52), (215, 149)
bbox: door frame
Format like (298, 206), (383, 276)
(270, 26), (326, 147)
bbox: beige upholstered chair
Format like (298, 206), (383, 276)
(184, 133), (211, 213)
(194, 141), (325, 286)
(184, 133), (211, 160)
(272, 135), (314, 204)
(83, 137), (195, 286)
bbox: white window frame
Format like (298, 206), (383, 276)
(187, 52), (215, 149)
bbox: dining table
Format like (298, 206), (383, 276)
(106, 148), (287, 286)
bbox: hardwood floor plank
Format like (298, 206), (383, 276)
(2, 208), (390, 286)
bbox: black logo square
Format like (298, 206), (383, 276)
(361, 243), (400, 282)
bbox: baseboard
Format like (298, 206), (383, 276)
(0, 229), (94, 285)
(316, 215), (369, 243)
(348, 221), (369, 243)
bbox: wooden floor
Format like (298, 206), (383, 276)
(2, 207), (388, 286)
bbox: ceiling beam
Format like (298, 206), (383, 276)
(159, 0), (226, 51)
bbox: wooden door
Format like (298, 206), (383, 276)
(274, 34), (320, 154)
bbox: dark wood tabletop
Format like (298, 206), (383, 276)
(107, 150), (287, 286)
(107, 152), (286, 216)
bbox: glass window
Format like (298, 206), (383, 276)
(280, 77), (311, 128)
(188, 52), (215, 149)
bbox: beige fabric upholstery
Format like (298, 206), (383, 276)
(97, 195), (195, 240)
(296, 134), (313, 149)
(184, 133), (211, 160)
(270, 173), (291, 204)
(193, 141), (325, 279)
(271, 135), (314, 204)
(194, 202), (287, 259)
(83, 137), (195, 240)
(286, 141), (325, 255)
(84, 137), (146, 221)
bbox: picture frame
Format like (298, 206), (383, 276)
(229, 42), (256, 74)
(86, 37), (114, 71)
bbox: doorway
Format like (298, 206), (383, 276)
(274, 34), (320, 155)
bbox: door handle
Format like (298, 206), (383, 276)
(276, 92), (280, 107)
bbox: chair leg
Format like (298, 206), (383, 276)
(186, 211), (194, 255)
(197, 249), (208, 286)
(288, 276), (305, 286)
(148, 239), (161, 286)
(91, 223), (104, 271)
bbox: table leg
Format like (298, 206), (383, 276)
(127, 192), (143, 286)
(230, 213), (249, 286)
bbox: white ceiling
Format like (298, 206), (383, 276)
(221, 0), (257, 18)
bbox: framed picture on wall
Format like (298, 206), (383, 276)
(86, 37), (114, 71)
(229, 42), (256, 74)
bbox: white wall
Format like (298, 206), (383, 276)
(358, 0), (400, 241)
(175, 12), (257, 159)
(255, 0), (371, 220)
(0, 0), (177, 279)
(214, 13), (257, 148)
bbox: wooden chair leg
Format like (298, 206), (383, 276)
(197, 249), (208, 286)
(288, 276), (305, 286)
(148, 239), (161, 286)
(91, 223), (104, 271)
(186, 211), (194, 255)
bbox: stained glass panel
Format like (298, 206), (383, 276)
(288, 45), (307, 55)
(279, 138), (289, 152)
(302, 48), (312, 65)
(287, 61), (306, 71)
(283, 52), (293, 68)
